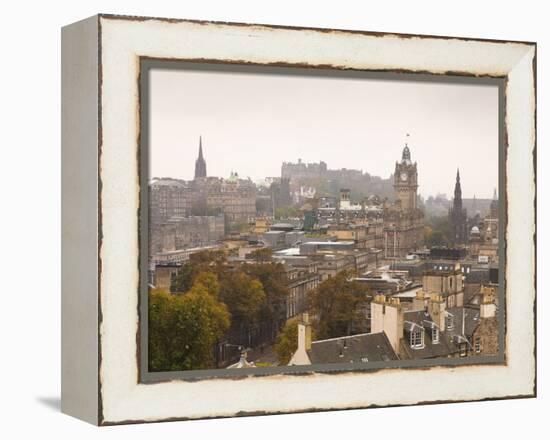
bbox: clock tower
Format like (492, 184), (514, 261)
(393, 144), (418, 211)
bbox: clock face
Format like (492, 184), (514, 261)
(400, 172), (408, 181)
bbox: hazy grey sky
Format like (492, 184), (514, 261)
(149, 67), (498, 199)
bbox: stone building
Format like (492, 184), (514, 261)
(150, 214), (225, 254)
(285, 263), (320, 319)
(470, 285), (499, 355)
(383, 145), (425, 258)
(371, 285), (497, 360)
(149, 140), (257, 236)
(194, 174), (257, 224)
(149, 178), (193, 224)
(422, 260), (465, 308)
(281, 159), (328, 181)
(468, 188), (499, 263)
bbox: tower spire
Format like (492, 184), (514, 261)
(453, 168), (462, 209)
(194, 135), (207, 179)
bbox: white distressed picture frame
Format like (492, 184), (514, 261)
(61, 14), (536, 425)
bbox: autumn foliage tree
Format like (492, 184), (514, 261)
(148, 272), (230, 372)
(243, 262), (289, 330)
(162, 249), (291, 352)
(309, 270), (370, 340)
(170, 250), (227, 292)
(219, 270), (265, 344)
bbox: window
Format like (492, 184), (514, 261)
(474, 336), (482, 354)
(445, 314), (454, 330)
(459, 343), (467, 357)
(432, 326), (440, 344)
(361, 357), (369, 363)
(410, 329), (424, 348)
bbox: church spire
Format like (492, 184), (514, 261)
(198, 136), (204, 160)
(194, 136), (207, 179)
(450, 167), (467, 244)
(453, 168), (463, 210)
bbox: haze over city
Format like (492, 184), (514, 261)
(149, 67), (499, 199)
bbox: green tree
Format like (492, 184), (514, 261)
(309, 270), (370, 340)
(219, 270), (266, 330)
(171, 250), (227, 292)
(243, 263), (289, 328)
(275, 318), (299, 365)
(148, 272), (230, 372)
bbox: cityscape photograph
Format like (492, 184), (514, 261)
(146, 67), (500, 372)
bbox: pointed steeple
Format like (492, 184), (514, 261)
(450, 167), (467, 244)
(402, 145), (411, 162)
(453, 168), (462, 211)
(198, 136), (204, 160)
(194, 135), (207, 179)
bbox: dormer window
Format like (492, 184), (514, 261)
(432, 326), (440, 344)
(410, 329), (424, 349)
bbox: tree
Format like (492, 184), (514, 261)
(243, 262), (289, 329)
(219, 270), (266, 330)
(274, 318), (299, 365)
(148, 272), (230, 372)
(309, 270), (370, 340)
(171, 250), (227, 292)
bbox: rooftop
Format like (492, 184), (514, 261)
(308, 332), (398, 364)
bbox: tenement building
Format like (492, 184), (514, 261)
(383, 145), (425, 258)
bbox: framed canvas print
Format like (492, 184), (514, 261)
(61, 14), (537, 425)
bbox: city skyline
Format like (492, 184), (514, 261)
(149, 67), (499, 199)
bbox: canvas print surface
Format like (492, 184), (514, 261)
(144, 64), (501, 374)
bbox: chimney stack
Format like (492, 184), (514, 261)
(480, 286), (497, 319)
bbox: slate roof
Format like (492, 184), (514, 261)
(307, 332), (398, 364)
(465, 269), (490, 284)
(447, 307), (481, 339)
(401, 310), (458, 360)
